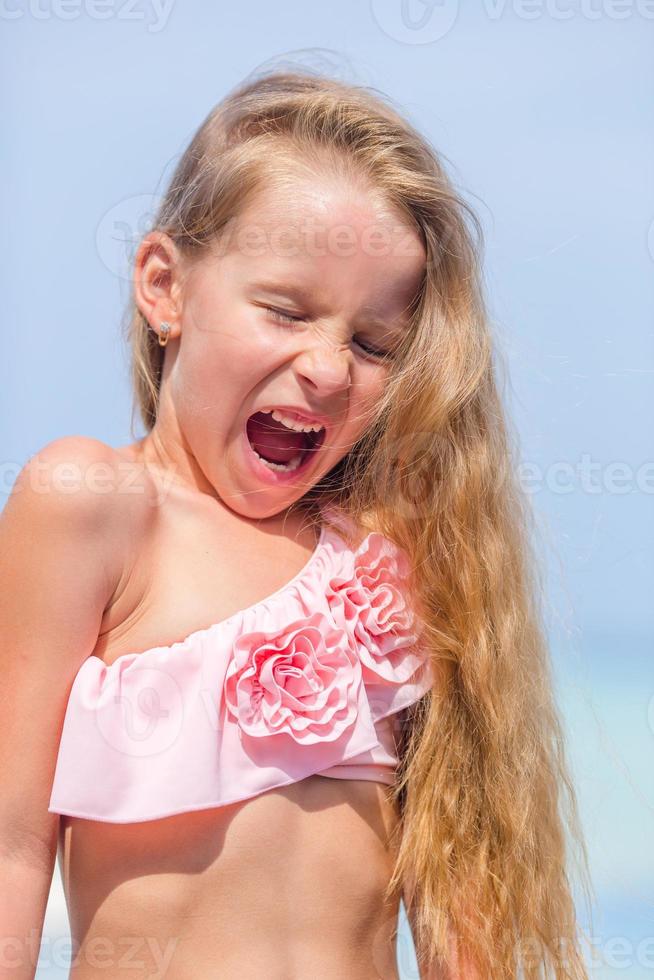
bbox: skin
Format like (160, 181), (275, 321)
(59, 175), (429, 979)
(130, 174), (426, 524)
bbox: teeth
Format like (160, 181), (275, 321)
(251, 448), (305, 472)
(262, 408), (325, 435)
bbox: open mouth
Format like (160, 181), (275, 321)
(245, 410), (327, 474)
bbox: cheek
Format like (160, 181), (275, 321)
(191, 300), (288, 370)
(329, 372), (386, 457)
(177, 315), (264, 397)
(351, 369), (388, 423)
(168, 330), (240, 432)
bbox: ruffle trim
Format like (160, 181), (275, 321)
(47, 508), (433, 823)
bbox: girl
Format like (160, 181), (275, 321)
(1, 69), (593, 979)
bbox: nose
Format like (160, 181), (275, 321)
(293, 343), (352, 396)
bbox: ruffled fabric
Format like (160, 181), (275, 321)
(47, 507), (433, 823)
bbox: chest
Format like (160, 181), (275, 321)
(48, 491), (432, 827)
(93, 497), (322, 667)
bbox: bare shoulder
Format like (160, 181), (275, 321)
(7, 436), (157, 600)
(0, 436), (159, 867)
(15, 434), (154, 518)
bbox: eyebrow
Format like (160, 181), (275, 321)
(248, 279), (410, 327)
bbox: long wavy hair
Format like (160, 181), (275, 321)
(123, 66), (594, 978)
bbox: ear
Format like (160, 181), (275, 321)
(133, 231), (185, 343)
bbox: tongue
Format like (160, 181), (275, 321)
(246, 411), (308, 464)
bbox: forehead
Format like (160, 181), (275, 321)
(221, 175), (426, 307)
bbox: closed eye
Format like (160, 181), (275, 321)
(264, 306), (394, 361)
(266, 307), (304, 325)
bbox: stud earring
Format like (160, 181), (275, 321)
(158, 321), (172, 348)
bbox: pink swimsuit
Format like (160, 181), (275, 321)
(48, 507), (433, 823)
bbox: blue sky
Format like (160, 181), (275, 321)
(1, 3), (652, 977)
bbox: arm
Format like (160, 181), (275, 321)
(0, 438), (126, 979)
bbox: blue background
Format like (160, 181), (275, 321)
(1, 2), (652, 976)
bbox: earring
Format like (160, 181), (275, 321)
(158, 321), (171, 348)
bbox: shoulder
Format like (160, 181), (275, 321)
(18, 434), (119, 488)
(10, 436), (113, 515)
(13, 435), (153, 521)
(6, 436), (156, 596)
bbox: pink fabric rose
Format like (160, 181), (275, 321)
(223, 609), (361, 744)
(327, 532), (425, 684)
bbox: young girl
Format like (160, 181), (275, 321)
(1, 69), (593, 979)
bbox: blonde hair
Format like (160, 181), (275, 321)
(123, 67), (594, 977)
